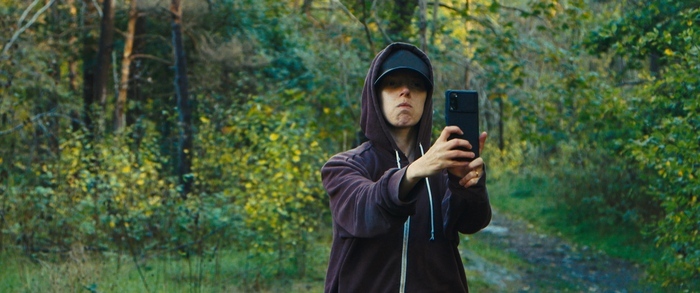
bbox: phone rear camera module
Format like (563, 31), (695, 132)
(449, 96), (458, 111)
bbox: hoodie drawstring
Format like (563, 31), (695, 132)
(395, 147), (436, 242)
(418, 144), (436, 241)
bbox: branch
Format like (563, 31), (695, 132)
(616, 80), (647, 87)
(331, 0), (362, 25)
(370, 0), (392, 44)
(1, 0), (57, 59)
(92, 0), (103, 17)
(17, 0), (41, 28)
(129, 54), (173, 65)
(498, 2), (547, 23)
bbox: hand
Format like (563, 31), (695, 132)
(399, 126), (474, 198)
(406, 126), (475, 180)
(457, 132), (487, 188)
(400, 128), (485, 198)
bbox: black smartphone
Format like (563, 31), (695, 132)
(445, 90), (480, 159)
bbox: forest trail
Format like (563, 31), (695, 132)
(464, 212), (651, 292)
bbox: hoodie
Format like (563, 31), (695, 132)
(321, 42), (492, 293)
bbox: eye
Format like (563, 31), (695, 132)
(410, 80), (425, 90)
(382, 78), (399, 88)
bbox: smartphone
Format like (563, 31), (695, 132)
(445, 90), (480, 159)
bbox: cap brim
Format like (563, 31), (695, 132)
(374, 67), (432, 89)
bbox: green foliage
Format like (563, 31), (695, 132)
(194, 91), (330, 277)
(583, 5), (700, 288)
(3, 0), (700, 289)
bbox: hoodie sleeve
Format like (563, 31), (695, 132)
(441, 169), (491, 239)
(321, 153), (421, 238)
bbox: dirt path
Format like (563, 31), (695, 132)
(464, 212), (651, 292)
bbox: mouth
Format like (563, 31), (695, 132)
(398, 102), (412, 108)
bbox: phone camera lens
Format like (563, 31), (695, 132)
(450, 96), (458, 111)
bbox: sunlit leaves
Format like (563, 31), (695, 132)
(599, 6), (700, 289)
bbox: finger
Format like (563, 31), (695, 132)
(446, 149), (475, 162)
(467, 157), (484, 170)
(448, 137), (473, 151)
(459, 177), (479, 188)
(478, 132), (488, 155)
(459, 170), (481, 186)
(439, 126), (463, 142)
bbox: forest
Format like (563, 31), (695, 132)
(0, 0), (698, 291)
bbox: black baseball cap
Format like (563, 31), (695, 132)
(374, 49), (432, 89)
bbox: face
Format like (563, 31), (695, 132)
(377, 70), (428, 129)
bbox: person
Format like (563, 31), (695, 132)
(321, 42), (491, 292)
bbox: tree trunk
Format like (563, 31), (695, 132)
(171, 0), (193, 197)
(430, 0), (439, 46)
(650, 52), (661, 78)
(81, 1), (96, 135)
(127, 14), (146, 127)
(93, 0), (115, 135)
(498, 97), (504, 151)
(418, 0), (427, 52)
(115, 0), (138, 131)
(302, 0), (312, 15)
(464, 0), (471, 89)
(387, 0), (417, 41)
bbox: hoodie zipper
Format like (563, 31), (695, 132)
(395, 151), (410, 293)
(396, 146), (435, 292)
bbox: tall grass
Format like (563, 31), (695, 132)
(0, 244), (328, 293)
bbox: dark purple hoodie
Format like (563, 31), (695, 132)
(321, 42), (491, 293)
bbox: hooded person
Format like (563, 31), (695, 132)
(321, 42), (492, 292)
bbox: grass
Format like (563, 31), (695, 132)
(0, 245), (328, 293)
(487, 169), (658, 264)
(0, 167), (660, 292)
(462, 234), (530, 292)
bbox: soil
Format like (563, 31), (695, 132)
(464, 212), (653, 293)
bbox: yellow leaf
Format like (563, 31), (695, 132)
(109, 221), (115, 228)
(323, 107), (330, 114)
(200, 116), (210, 124)
(122, 165), (131, 173)
(136, 179), (145, 185)
(663, 48), (674, 56)
(292, 156), (300, 163)
(149, 196), (161, 206)
(269, 133), (280, 141)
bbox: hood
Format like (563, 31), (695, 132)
(360, 42), (435, 155)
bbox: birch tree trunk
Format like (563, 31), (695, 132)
(171, 0), (193, 197)
(114, 0), (138, 131)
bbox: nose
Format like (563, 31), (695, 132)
(399, 84), (411, 96)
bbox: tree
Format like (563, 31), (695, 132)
(93, 0), (115, 134)
(170, 0), (193, 197)
(114, 0), (139, 131)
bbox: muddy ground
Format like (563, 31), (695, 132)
(464, 212), (652, 293)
